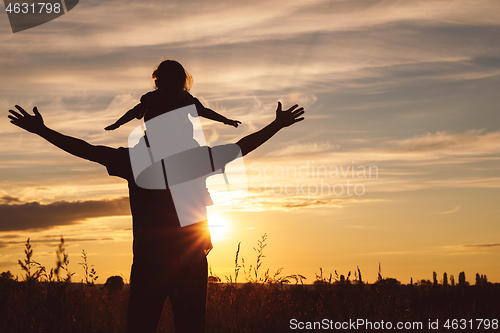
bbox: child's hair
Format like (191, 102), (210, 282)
(152, 60), (193, 91)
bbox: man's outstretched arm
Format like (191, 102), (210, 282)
(236, 102), (304, 156)
(8, 105), (111, 164)
(164, 102), (305, 183)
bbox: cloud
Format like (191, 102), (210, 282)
(241, 128), (500, 196)
(271, 142), (339, 157)
(0, 234), (22, 239)
(247, 129), (500, 184)
(252, 129), (500, 168)
(4, 0), (498, 52)
(233, 197), (345, 211)
(442, 243), (500, 254)
(0, 197), (130, 232)
(461, 243), (500, 249)
(281, 199), (344, 209)
(471, 56), (500, 68)
(2, 0), (499, 101)
(298, 129), (500, 166)
(438, 205), (461, 214)
(387, 130), (500, 155)
(0, 196), (22, 204)
(229, 192), (386, 211)
(0, 236), (115, 250)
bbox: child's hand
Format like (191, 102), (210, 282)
(224, 119), (241, 128)
(105, 123), (120, 131)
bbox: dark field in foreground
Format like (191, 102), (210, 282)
(1, 277), (499, 332)
(1, 238), (498, 332)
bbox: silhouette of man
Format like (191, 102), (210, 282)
(8, 102), (304, 333)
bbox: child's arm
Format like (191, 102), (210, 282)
(105, 104), (144, 131)
(199, 107), (241, 128)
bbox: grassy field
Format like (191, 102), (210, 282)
(0, 237), (498, 332)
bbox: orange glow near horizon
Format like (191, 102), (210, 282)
(208, 214), (229, 241)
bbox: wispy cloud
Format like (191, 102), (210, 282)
(271, 142), (339, 157)
(3, 0), (498, 51)
(267, 129), (500, 165)
(461, 243), (500, 249)
(444, 243), (500, 251)
(438, 205), (461, 214)
(0, 236), (114, 250)
(387, 130), (500, 155)
(229, 193), (387, 212)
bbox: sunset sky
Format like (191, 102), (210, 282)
(1, 0), (499, 284)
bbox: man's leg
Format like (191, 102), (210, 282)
(169, 257), (208, 333)
(127, 261), (169, 333)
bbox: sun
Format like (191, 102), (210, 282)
(207, 214), (229, 240)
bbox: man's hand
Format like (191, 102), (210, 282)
(8, 105), (45, 134)
(274, 102), (305, 128)
(224, 119), (242, 128)
(236, 102), (305, 156)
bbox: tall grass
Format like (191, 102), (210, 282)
(1, 238), (127, 333)
(0, 235), (499, 333)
